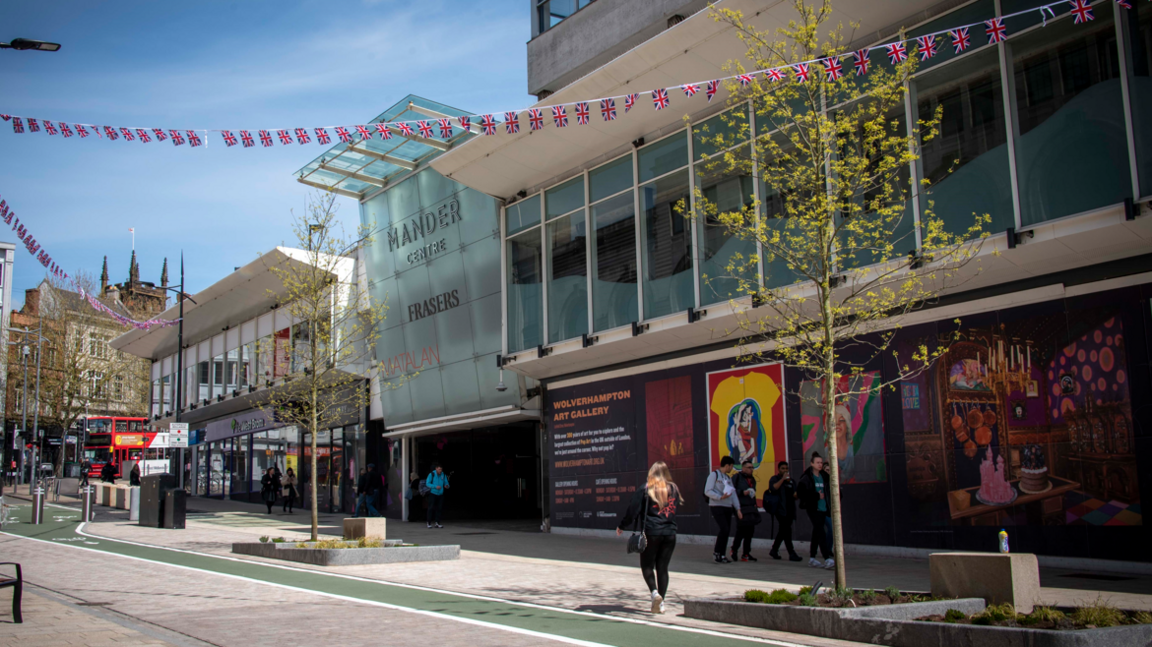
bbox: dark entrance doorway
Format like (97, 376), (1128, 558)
(413, 422), (541, 521)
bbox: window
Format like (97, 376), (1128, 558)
(638, 132), (693, 320)
(507, 196), (544, 353)
(212, 353), (225, 395)
(536, 0), (594, 35)
(694, 109), (755, 305)
(589, 156), (637, 332)
(546, 177), (588, 342)
(198, 359), (210, 401)
(113, 375), (124, 401)
(1127, 2), (1152, 197)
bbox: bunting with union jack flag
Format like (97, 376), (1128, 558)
(575, 102), (590, 125)
(396, 122), (414, 137)
(241, 131), (254, 147)
(481, 114), (497, 135)
(600, 98), (616, 121)
(652, 88), (670, 110)
(624, 93), (638, 113)
(170, 130), (185, 146)
(417, 120), (434, 138)
(294, 128), (311, 144)
(458, 116), (470, 132)
(60, 123), (73, 138)
(528, 109), (544, 131)
(223, 130), (238, 147)
(706, 80), (719, 102)
(355, 125), (373, 140)
(152, 128), (166, 141)
(376, 123), (393, 140)
(854, 49), (870, 76)
(136, 128), (150, 142)
(438, 118), (453, 138)
(505, 112), (520, 134)
(44, 121), (58, 135)
(315, 128), (332, 145)
(277, 130), (293, 145)
(260, 130), (273, 147)
(119, 127), (135, 141)
(187, 131), (203, 147)
(552, 105), (568, 128)
(335, 126), (352, 143)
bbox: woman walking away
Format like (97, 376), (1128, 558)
(282, 467), (298, 513)
(617, 461), (680, 615)
(260, 468), (277, 514)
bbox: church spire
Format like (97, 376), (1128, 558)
(160, 257), (168, 287)
(100, 256), (109, 293)
(129, 250), (139, 283)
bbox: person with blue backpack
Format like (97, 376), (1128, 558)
(424, 463), (450, 528)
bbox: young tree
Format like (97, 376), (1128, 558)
(258, 192), (388, 541)
(697, 1), (989, 587)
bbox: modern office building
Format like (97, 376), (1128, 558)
(424, 0), (1152, 561)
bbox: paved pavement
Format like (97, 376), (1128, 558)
(0, 586), (179, 647)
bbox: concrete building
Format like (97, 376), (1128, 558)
(422, 0), (1152, 562)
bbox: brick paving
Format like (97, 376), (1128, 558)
(0, 588), (175, 647)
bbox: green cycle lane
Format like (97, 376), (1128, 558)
(2, 504), (790, 647)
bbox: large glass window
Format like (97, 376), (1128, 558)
(212, 353), (225, 398)
(507, 228), (544, 353)
(547, 208), (588, 342)
(1129, 2), (1152, 197)
(161, 374), (172, 414)
(591, 190), (637, 331)
(506, 195), (540, 236)
(1012, 8), (1131, 225)
(641, 169), (694, 318)
(916, 48), (1014, 234)
(240, 341), (254, 388)
(638, 133), (689, 183)
(231, 435), (248, 499)
(695, 109), (756, 305)
(273, 328), (291, 379)
(536, 0), (593, 34)
(225, 348), (239, 396)
(197, 359), (210, 402)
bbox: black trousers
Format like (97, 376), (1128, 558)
(283, 487), (296, 511)
(640, 534), (677, 597)
(807, 509), (832, 559)
(711, 507), (734, 554)
(426, 493), (444, 524)
(732, 523), (755, 556)
(771, 515), (797, 556)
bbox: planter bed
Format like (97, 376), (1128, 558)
(232, 541), (459, 566)
(686, 597), (1152, 647)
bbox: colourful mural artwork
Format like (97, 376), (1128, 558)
(707, 363), (787, 506)
(799, 372), (887, 484)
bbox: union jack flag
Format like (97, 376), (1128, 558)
(278, 130), (293, 145)
(737, 73), (754, 87)
(315, 128), (332, 145)
(417, 120), (434, 138)
(528, 109), (544, 131)
(854, 49), (871, 76)
(44, 121), (58, 135)
(950, 28), (971, 54)
(552, 105), (568, 128)
(104, 126), (118, 140)
(652, 88), (670, 110)
(1117, 0), (1132, 8)
(356, 125), (373, 140)
(223, 130), (238, 147)
(793, 63), (810, 82)
(170, 130), (185, 145)
(481, 114), (497, 135)
(624, 93), (638, 112)
(682, 83), (699, 97)
(120, 127), (135, 141)
(600, 98), (617, 121)
(458, 116), (471, 132)
(985, 18), (1007, 44)
(28, 119), (40, 133)
(376, 123), (393, 140)
(505, 112), (520, 134)
(824, 56), (843, 81)
(396, 122), (414, 136)
(241, 131), (254, 147)
(766, 68), (785, 82)
(188, 131), (203, 147)
(152, 128), (166, 141)
(60, 123), (73, 138)
(917, 35), (938, 61)
(886, 42), (908, 64)
(294, 128), (311, 144)
(136, 128), (150, 142)
(260, 130), (273, 147)
(0, 114), (8, 121)
(438, 118), (454, 138)
(76, 124), (89, 138)
(706, 80), (719, 101)
(335, 126), (352, 143)
(1069, 0), (1093, 24)
(575, 102), (590, 125)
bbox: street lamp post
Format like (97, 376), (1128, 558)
(158, 253), (194, 489)
(0, 38), (61, 52)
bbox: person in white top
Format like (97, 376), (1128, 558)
(704, 455), (742, 563)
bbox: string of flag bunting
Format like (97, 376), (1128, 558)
(0, 193), (181, 329)
(0, 0), (1133, 151)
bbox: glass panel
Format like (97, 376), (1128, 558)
(151, 379), (160, 417)
(231, 434), (248, 498)
(547, 210), (589, 342)
(696, 148), (757, 304)
(909, 0), (997, 73)
(195, 446), (207, 496)
(209, 441), (224, 497)
(274, 328), (291, 379)
(591, 191), (638, 331)
(197, 360), (210, 401)
(161, 375), (172, 414)
(638, 133), (689, 183)
(212, 353), (225, 398)
(225, 348), (239, 395)
(916, 47), (1014, 235)
(505, 194), (541, 236)
(1012, 9), (1131, 225)
(257, 334), (273, 386)
(186, 365), (196, 408)
(546, 176), (585, 220)
(331, 427), (345, 513)
(1003, 0), (1073, 33)
(641, 169), (694, 318)
(1129, 2), (1152, 196)
(507, 230), (545, 353)
(693, 108), (750, 159)
(589, 155), (634, 202)
(292, 323), (311, 373)
(240, 342), (254, 388)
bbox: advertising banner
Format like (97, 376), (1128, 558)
(706, 363), (787, 506)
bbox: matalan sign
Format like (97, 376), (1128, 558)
(168, 422), (189, 448)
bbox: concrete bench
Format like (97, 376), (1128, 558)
(929, 552), (1041, 613)
(343, 517), (387, 540)
(113, 486), (130, 510)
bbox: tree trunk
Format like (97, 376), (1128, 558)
(310, 396), (319, 542)
(821, 285), (848, 589)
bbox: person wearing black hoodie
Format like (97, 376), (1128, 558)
(766, 460), (802, 561)
(617, 461), (680, 615)
(796, 452), (834, 570)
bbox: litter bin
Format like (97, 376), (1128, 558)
(139, 474), (177, 528)
(163, 489), (186, 529)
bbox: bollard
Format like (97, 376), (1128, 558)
(81, 485), (95, 522)
(128, 487), (140, 522)
(31, 482), (45, 524)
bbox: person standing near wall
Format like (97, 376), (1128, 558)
(282, 467), (297, 513)
(730, 460), (761, 562)
(766, 460), (801, 561)
(425, 463), (449, 528)
(705, 456), (742, 563)
(617, 461), (680, 615)
(355, 464), (381, 518)
(260, 467), (278, 514)
(797, 452), (834, 570)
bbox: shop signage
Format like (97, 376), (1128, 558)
(408, 289), (461, 323)
(169, 422), (189, 448)
(386, 199), (461, 265)
(205, 408), (279, 443)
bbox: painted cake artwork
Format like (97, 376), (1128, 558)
(1019, 444), (1050, 494)
(976, 447), (1017, 506)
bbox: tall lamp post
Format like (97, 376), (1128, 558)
(5, 325), (46, 492)
(157, 254), (194, 489)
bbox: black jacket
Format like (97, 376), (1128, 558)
(260, 473), (277, 502)
(618, 485), (680, 537)
(129, 466), (141, 486)
(357, 470), (380, 495)
(797, 468), (838, 513)
(100, 463), (117, 484)
(767, 473), (797, 519)
(732, 472), (758, 509)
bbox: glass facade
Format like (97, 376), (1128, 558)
(536, 0), (594, 35)
(502, 1), (1151, 354)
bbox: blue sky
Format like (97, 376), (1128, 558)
(1, 0), (529, 310)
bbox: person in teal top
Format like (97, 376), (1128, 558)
(425, 464), (450, 528)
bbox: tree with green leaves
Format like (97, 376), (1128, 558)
(695, 1), (989, 587)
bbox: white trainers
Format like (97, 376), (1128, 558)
(809, 557), (823, 568)
(650, 590), (663, 614)
(824, 558), (835, 570)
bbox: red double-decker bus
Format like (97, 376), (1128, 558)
(82, 416), (152, 478)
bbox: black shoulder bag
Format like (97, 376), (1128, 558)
(626, 491), (649, 554)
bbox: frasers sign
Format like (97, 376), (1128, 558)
(387, 199), (462, 265)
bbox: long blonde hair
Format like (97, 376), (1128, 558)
(646, 461), (675, 508)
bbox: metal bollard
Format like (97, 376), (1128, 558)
(32, 482), (45, 524)
(81, 485), (95, 522)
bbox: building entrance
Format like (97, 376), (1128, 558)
(412, 422), (541, 521)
